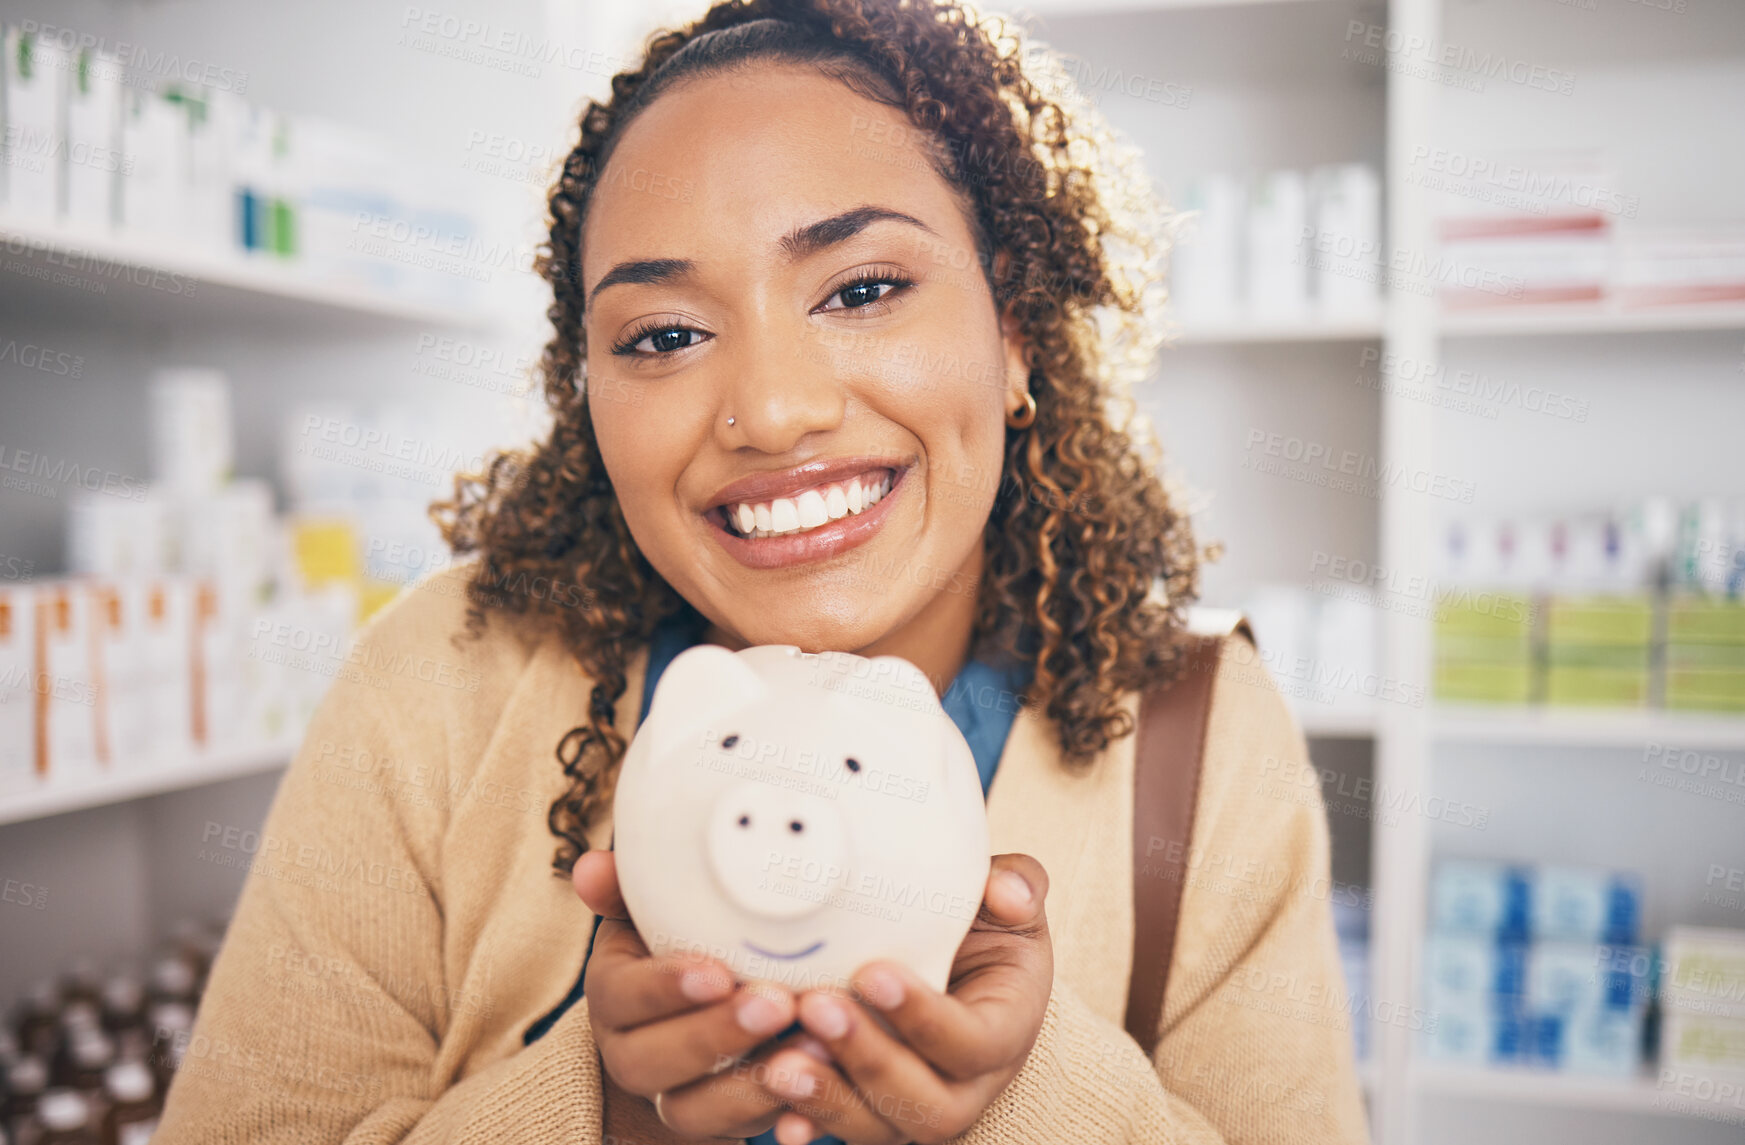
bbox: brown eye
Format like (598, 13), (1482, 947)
(845, 757), (861, 773)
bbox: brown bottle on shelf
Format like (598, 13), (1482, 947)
(142, 1005), (190, 1097)
(98, 1063), (156, 1145)
(15, 983), (62, 1061)
(32, 1090), (97, 1145)
(61, 1035), (111, 1130)
(95, 982), (144, 1065)
(57, 964), (101, 1013)
(146, 958), (196, 1010)
(4, 1057), (48, 1145)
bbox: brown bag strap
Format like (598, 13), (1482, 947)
(1124, 614), (1252, 1058)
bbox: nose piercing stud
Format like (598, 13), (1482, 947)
(727, 416), (736, 426)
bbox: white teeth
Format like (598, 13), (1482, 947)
(796, 489), (829, 529)
(725, 470), (895, 538)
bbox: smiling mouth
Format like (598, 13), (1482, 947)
(716, 468), (895, 540)
(743, 938), (826, 961)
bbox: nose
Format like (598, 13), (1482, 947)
(706, 781), (847, 921)
(716, 319), (846, 454)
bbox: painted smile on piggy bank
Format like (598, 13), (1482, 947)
(613, 644), (991, 994)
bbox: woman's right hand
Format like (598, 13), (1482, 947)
(573, 851), (821, 1139)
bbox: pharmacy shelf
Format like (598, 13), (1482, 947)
(1025, 0), (1328, 15)
(1168, 313), (1386, 346)
(0, 214), (500, 331)
(1298, 706), (1380, 739)
(1431, 707), (1745, 751)
(1414, 1064), (1745, 1121)
(1440, 301), (1745, 340)
(0, 739), (296, 827)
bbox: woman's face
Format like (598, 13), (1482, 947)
(582, 64), (1027, 657)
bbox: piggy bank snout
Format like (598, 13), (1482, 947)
(707, 783), (847, 921)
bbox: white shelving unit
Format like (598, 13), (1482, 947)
(0, 215), (503, 330)
(1034, 1), (1745, 1143)
(0, 742), (295, 828)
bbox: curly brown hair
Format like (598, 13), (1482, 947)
(434, 0), (1201, 876)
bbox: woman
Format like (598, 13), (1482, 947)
(159, 2), (1367, 1142)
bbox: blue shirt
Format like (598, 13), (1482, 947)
(525, 612), (1032, 1145)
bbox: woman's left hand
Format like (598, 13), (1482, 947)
(758, 853), (1054, 1145)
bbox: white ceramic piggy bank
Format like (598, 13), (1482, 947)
(613, 643), (990, 994)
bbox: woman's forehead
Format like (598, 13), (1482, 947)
(581, 66), (978, 283)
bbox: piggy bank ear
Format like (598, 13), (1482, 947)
(643, 644), (768, 761)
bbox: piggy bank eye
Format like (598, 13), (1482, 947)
(723, 734), (739, 749)
(789, 820), (803, 833)
(845, 757), (861, 773)
(737, 814), (751, 828)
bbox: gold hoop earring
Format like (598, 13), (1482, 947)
(1006, 391), (1037, 430)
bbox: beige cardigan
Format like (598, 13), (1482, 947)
(157, 566), (1369, 1143)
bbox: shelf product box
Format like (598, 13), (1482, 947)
(1434, 585), (1536, 705)
(118, 84), (185, 241)
(67, 491), (172, 579)
(35, 580), (99, 778)
(90, 581), (154, 768)
(1665, 597), (1745, 713)
(65, 48), (123, 229)
(1615, 228), (1745, 309)
(1661, 928), (1745, 1081)
(1544, 595), (1652, 707)
(1246, 169), (1310, 320)
(1307, 163), (1381, 318)
(1431, 860), (1532, 940)
(1168, 172), (1244, 322)
(1531, 865), (1642, 946)
(140, 578), (196, 760)
(1421, 934), (1528, 1065)
(0, 585), (36, 789)
(1524, 942), (1650, 1076)
(2, 24), (68, 220)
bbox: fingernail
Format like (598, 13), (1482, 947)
(997, 869), (1033, 907)
(770, 1060), (817, 1100)
(736, 992), (788, 1035)
(792, 1034), (833, 1063)
(680, 969), (730, 1002)
(800, 994), (850, 1040)
(858, 968), (906, 1011)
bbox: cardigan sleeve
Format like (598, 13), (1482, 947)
(153, 590), (610, 1144)
(948, 636), (1370, 1145)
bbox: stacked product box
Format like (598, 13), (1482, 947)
(1659, 928), (1745, 1083)
(0, 21), (489, 308)
(1434, 503), (1745, 713)
(1333, 889), (1372, 1062)
(1170, 164), (1382, 324)
(1422, 859), (1651, 1075)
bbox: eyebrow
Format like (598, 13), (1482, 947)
(585, 205), (939, 310)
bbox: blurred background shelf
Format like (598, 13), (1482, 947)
(0, 742), (295, 828)
(1441, 302), (1745, 340)
(1431, 707), (1745, 751)
(0, 214), (505, 331)
(1169, 312), (1386, 345)
(1413, 1065), (1745, 1120)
